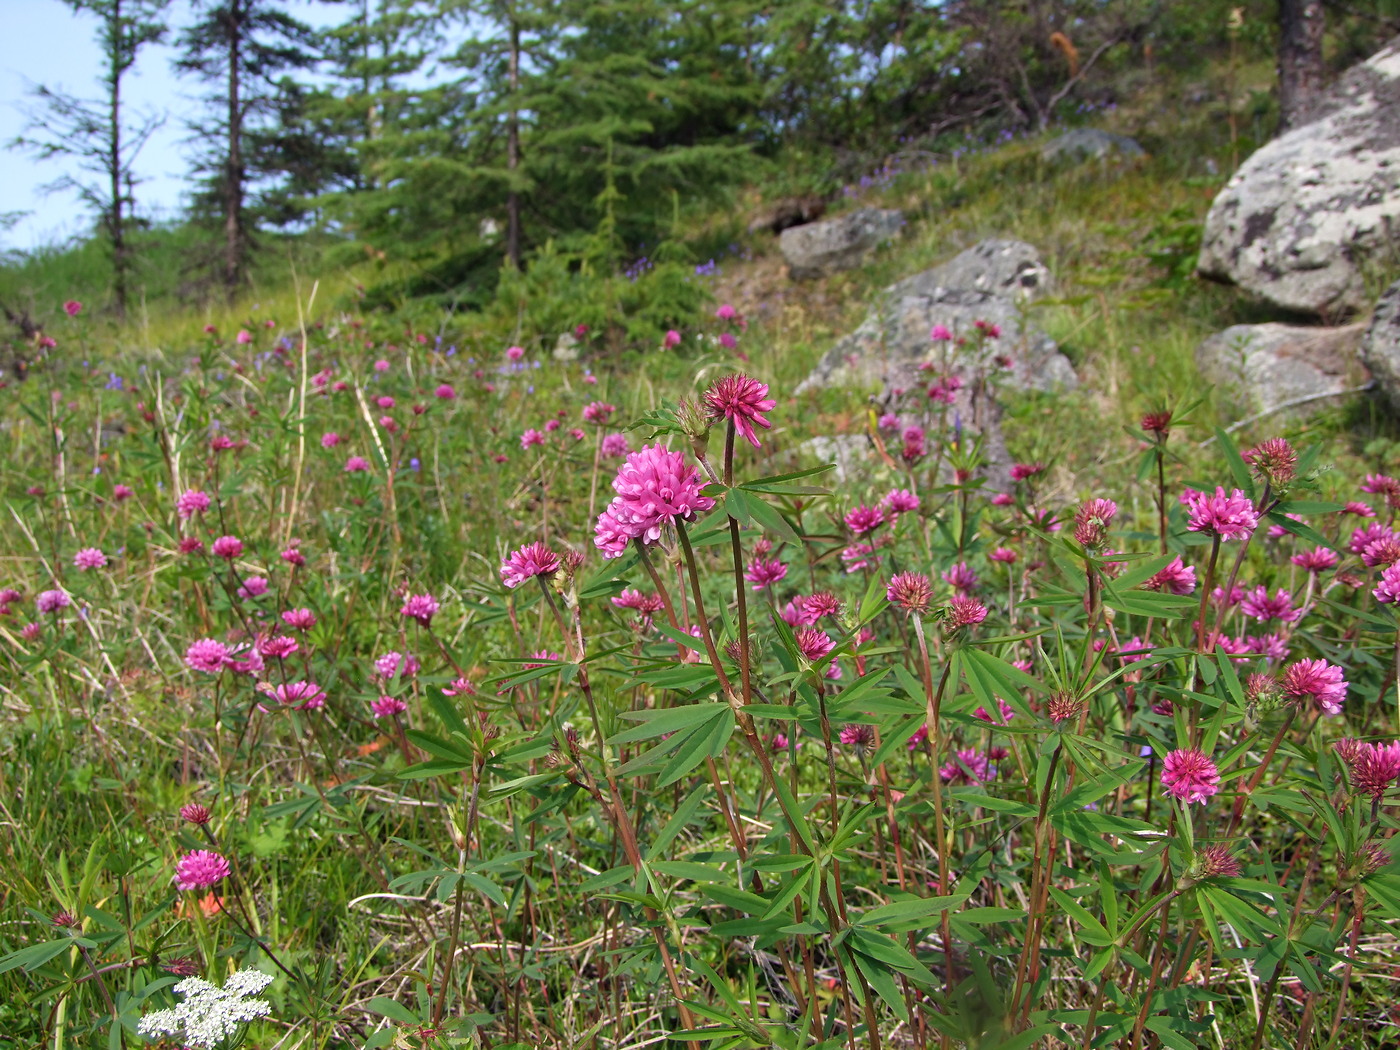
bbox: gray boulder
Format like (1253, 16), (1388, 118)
(1195, 322), (1369, 417)
(795, 239), (1074, 489)
(1361, 279), (1400, 409)
(796, 240), (1072, 397)
(780, 207), (904, 280)
(1198, 36), (1400, 317)
(1041, 128), (1145, 164)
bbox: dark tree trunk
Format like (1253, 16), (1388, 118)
(506, 4), (521, 270)
(224, 0), (245, 298)
(109, 0), (129, 319)
(1278, 0), (1326, 132)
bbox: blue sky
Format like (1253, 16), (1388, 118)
(0, 0), (341, 254)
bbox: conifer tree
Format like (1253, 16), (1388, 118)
(174, 0), (318, 297)
(10, 0), (169, 318)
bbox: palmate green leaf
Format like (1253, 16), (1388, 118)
(365, 996), (422, 1024)
(1099, 587), (1197, 619)
(0, 938), (72, 975)
(846, 926), (937, 984)
(1048, 887), (1113, 946)
(1264, 509), (1328, 546)
(857, 894), (961, 930)
(847, 943), (908, 1022)
(741, 463), (834, 494)
(739, 490), (802, 545)
(611, 702), (726, 743)
(645, 783), (710, 861)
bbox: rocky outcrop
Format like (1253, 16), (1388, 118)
(1361, 279), (1400, 410)
(780, 208), (904, 279)
(795, 240), (1075, 488)
(748, 195), (827, 236)
(1198, 36), (1400, 317)
(1195, 322), (1369, 416)
(796, 240), (1071, 397)
(1041, 128), (1145, 164)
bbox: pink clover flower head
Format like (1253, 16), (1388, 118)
(1073, 498), (1117, 549)
(63, 299), (82, 317)
(225, 644), (263, 677)
(506, 345), (525, 361)
(501, 541), (561, 588)
(1293, 547), (1338, 573)
(1374, 563), (1400, 604)
(745, 557), (788, 590)
(1350, 522), (1396, 555)
(520, 429), (545, 450)
(282, 607), (316, 631)
(838, 722), (875, 755)
(376, 395), (395, 409)
(702, 374), (776, 448)
(930, 323), (953, 341)
(1246, 633), (1290, 662)
(174, 849), (230, 891)
(1009, 462), (1045, 482)
(595, 445), (715, 552)
(401, 593), (439, 627)
(715, 303), (737, 321)
(274, 680), (326, 709)
(211, 535), (243, 561)
(1195, 844), (1243, 879)
(258, 635), (298, 659)
(321, 432), (342, 448)
(373, 359), (390, 373)
(941, 749), (994, 784)
(887, 571), (932, 613)
(235, 329), (253, 345)
(1241, 437), (1298, 486)
(663, 329), (682, 349)
(1142, 555), (1196, 595)
(803, 591), (840, 620)
(600, 432), (629, 457)
(1362, 534), (1400, 568)
(1184, 486), (1259, 540)
(176, 489), (211, 520)
(371, 695), (408, 719)
(946, 594), (988, 630)
(974, 699), (1016, 725)
(991, 492), (1015, 506)
(112, 484), (134, 502)
(281, 546), (306, 567)
(1160, 748), (1221, 805)
(523, 649), (563, 670)
(236, 576), (268, 600)
(345, 455), (371, 473)
(1346, 741), (1400, 798)
(717, 332), (737, 349)
(1283, 658), (1348, 715)
(989, 546), (1018, 564)
(0, 587), (21, 605)
(36, 590), (71, 614)
(907, 725), (929, 751)
(794, 627), (834, 663)
(73, 547), (107, 570)
(185, 639), (230, 673)
(1362, 473), (1400, 505)
(942, 562), (979, 593)
(434, 383), (456, 400)
(1240, 586), (1300, 623)
(612, 589), (663, 615)
(1344, 501), (1376, 517)
(180, 803), (212, 826)
(844, 504), (884, 535)
(443, 677), (476, 697)
(840, 543), (877, 573)
(882, 488), (920, 517)
(780, 597), (818, 626)
(582, 401), (616, 424)
(374, 651), (408, 679)
(593, 502), (633, 559)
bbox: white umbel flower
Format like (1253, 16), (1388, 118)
(137, 968), (274, 1047)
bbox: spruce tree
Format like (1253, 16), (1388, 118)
(174, 0), (318, 298)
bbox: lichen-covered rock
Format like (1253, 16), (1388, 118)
(795, 239), (1073, 490)
(1041, 128), (1145, 164)
(780, 208), (904, 279)
(1198, 36), (1400, 317)
(1195, 322), (1369, 416)
(1361, 279), (1400, 410)
(795, 241), (1070, 398)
